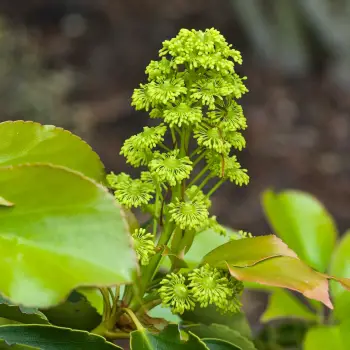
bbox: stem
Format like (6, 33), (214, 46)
(170, 128), (177, 147)
(190, 147), (200, 158)
(192, 151), (206, 167)
(100, 288), (111, 320)
(122, 308), (144, 330)
(206, 179), (225, 197)
(188, 164), (210, 187)
(197, 173), (212, 191)
(159, 143), (171, 152)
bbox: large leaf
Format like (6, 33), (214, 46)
(185, 324), (256, 350)
(329, 231), (350, 321)
(262, 190), (337, 272)
(41, 291), (101, 331)
(182, 306), (251, 339)
(0, 341), (36, 349)
(0, 324), (122, 349)
(0, 196), (14, 207)
(202, 339), (241, 350)
(303, 325), (345, 350)
(261, 290), (317, 323)
(0, 303), (48, 325)
(0, 164), (136, 307)
(227, 257), (333, 308)
(202, 235), (297, 269)
(130, 324), (208, 349)
(0, 121), (105, 182)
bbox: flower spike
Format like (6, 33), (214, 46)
(132, 228), (155, 266)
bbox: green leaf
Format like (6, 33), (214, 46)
(41, 291), (101, 331)
(130, 325), (208, 349)
(0, 196), (14, 207)
(0, 324), (122, 349)
(148, 305), (181, 323)
(261, 289), (317, 323)
(186, 324), (256, 350)
(228, 257), (332, 308)
(202, 235), (297, 269)
(0, 303), (48, 325)
(0, 164), (136, 307)
(202, 339), (241, 350)
(304, 325), (344, 350)
(0, 121), (105, 182)
(329, 231), (350, 321)
(262, 189), (337, 272)
(0, 340), (37, 349)
(182, 306), (252, 339)
(76, 287), (104, 316)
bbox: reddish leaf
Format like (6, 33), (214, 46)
(202, 235), (297, 269)
(228, 257), (333, 308)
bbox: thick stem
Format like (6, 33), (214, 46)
(122, 308), (144, 330)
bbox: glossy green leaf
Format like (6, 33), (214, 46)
(0, 121), (105, 182)
(262, 189), (337, 272)
(130, 325), (208, 349)
(228, 257), (332, 308)
(329, 231), (350, 321)
(0, 324), (122, 349)
(76, 288), (104, 316)
(203, 339), (241, 350)
(0, 164), (136, 307)
(0, 303), (48, 325)
(186, 324), (256, 350)
(0, 196), (14, 207)
(182, 306), (251, 339)
(304, 325), (344, 350)
(41, 291), (101, 331)
(261, 290), (317, 323)
(148, 305), (181, 323)
(0, 340), (37, 349)
(202, 235), (297, 269)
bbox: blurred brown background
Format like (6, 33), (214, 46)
(1, 0), (350, 236)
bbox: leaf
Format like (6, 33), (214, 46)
(182, 306), (252, 339)
(202, 339), (241, 350)
(261, 289), (317, 323)
(228, 257), (333, 308)
(0, 340), (37, 349)
(185, 324), (256, 350)
(148, 305), (181, 323)
(304, 325), (344, 350)
(0, 121), (105, 182)
(0, 164), (136, 307)
(130, 324), (208, 349)
(0, 303), (48, 325)
(41, 291), (101, 331)
(202, 235), (297, 269)
(0, 196), (14, 207)
(0, 324), (122, 349)
(329, 231), (350, 321)
(262, 189), (337, 272)
(77, 287), (104, 316)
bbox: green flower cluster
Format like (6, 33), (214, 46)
(107, 28), (249, 273)
(158, 264), (243, 314)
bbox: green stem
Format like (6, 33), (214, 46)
(192, 151), (206, 167)
(170, 128), (177, 147)
(206, 179), (225, 197)
(188, 164), (210, 187)
(197, 173), (212, 191)
(123, 308), (144, 330)
(100, 288), (111, 320)
(190, 147), (200, 159)
(159, 143), (171, 152)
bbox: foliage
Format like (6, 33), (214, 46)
(0, 28), (349, 349)
(251, 189), (350, 349)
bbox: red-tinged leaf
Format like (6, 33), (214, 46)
(227, 257), (333, 308)
(202, 235), (297, 269)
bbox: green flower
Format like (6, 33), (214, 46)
(158, 273), (195, 314)
(194, 125), (231, 153)
(168, 197), (209, 230)
(149, 150), (193, 187)
(120, 135), (153, 167)
(207, 100), (247, 131)
(106, 172), (130, 189)
(185, 185), (211, 209)
(226, 131), (246, 151)
(230, 230), (253, 240)
(163, 103), (202, 127)
(147, 78), (187, 105)
(217, 276), (244, 314)
(188, 264), (232, 308)
(207, 153), (249, 186)
(131, 83), (153, 111)
(146, 57), (173, 81)
(113, 175), (155, 208)
(132, 228), (155, 265)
